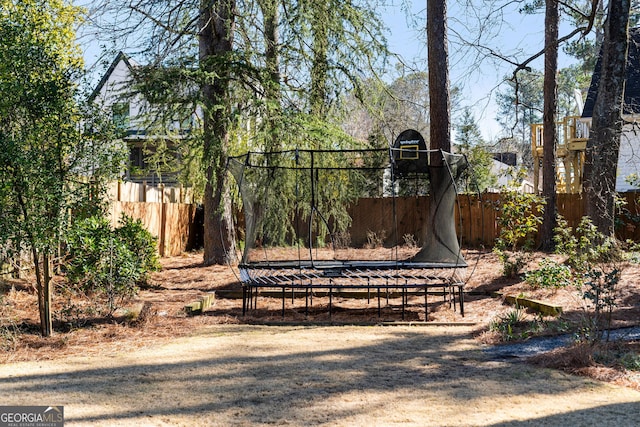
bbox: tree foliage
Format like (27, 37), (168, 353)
(455, 108), (496, 193)
(65, 214), (160, 317)
(0, 0), (125, 335)
(89, 0), (391, 264)
(341, 71), (433, 147)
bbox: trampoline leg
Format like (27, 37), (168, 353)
(377, 287), (381, 317)
(424, 287), (428, 320)
(242, 287), (246, 316)
(329, 287), (333, 318)
(281, 287), (285, 318)
(401, 288), (405, 320)
(305, 288), (309, 317)
(459, 286), (465, 317)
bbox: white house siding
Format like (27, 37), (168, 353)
(617, 123), (640, 191)
(95, 58), (135, 106)
(93, 57), (150, 133)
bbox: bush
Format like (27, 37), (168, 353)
(554, 216), (617, 275)
(524, 259), (572, 290)
(493, 191), (545, 277)
(65, 214), (160, 316)
(554, 215), (621, 342)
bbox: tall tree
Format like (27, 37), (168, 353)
(0, 0), (124, 335)
(583, 0), (632, 237)
(309, 1), (330, 117)
(540, 0), (559, 251)
(455, 108), (496, 193)
(420, 0), (458, 263)
(89, 0), (389, 263)
(200, 0), (237, 265)
(258, 0), (282, 152)
(427, 0), (450, 155)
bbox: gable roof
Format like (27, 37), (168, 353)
(88, 51), (137, 102)
(582, 27), (640, 118)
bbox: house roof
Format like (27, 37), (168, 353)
(582, 27), (640, 118)
(88, 51), (137, 102)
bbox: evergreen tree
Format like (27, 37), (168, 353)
(455, 108), (496, 193)
(0, 0), (125, 335)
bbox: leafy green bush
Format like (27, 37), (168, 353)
(554, 216), (616, 275)
(488, 306), (526, 341)
(115, 215), (161, 274)
(524, 259), (572, 289)
(487, 306), (550, 342)
(493, 191), (545, 277)
(554, 215), (621, 342)
(65, 214), (160, 316)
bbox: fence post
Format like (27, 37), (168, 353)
(159, 184), (166, 257)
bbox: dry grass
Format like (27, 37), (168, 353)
(0, 249), (640, 425)
(1, 324), (640, 426)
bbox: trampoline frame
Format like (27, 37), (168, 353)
(227, 146), (472, 320)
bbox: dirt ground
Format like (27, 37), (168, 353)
(2, 324), (640, 426)
(1, 250), (640, 425)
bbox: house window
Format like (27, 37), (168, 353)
(129, 146), (145, 169)
(112, 102), (130, 135)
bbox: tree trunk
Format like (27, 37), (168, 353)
(260, 0), (282, 152)
(310, 1), (329, 118)
(583, 0), (631, 237)
(427, 0), (450, 157)
(33, 249), (52, 337)
(200, 0), (237, 265)
(541, 0), (559, 251)
(425, 0), (454, 265)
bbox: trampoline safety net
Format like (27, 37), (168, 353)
(226, 144), (470, 319)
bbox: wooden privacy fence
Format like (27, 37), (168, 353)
(284, 193), (640, 247)
(107, 181), (199, 257)
(107, 190), (640, 258)
(344, 192), (640, 248)
(109, 201), (198, 257)
(107, 181), (195, 204)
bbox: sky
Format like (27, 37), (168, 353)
(381, 1), (584, 141)
(79, 0), (588, 143)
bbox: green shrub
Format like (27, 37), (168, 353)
(620, 351), (640, 371)
(554, 216), (617, 275)
(493, 191), (545, 277)
(115, 215), (161, 274)
(524, 259), (573, 289)
(65, 214), (160, 316)
(554, 215), (621, 342)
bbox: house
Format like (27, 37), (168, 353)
(90, 52), (195, 185)
(581, 27), (640, 192)
(532, 27), (640, 194)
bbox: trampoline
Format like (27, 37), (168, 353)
(226, 131), (474, 320)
